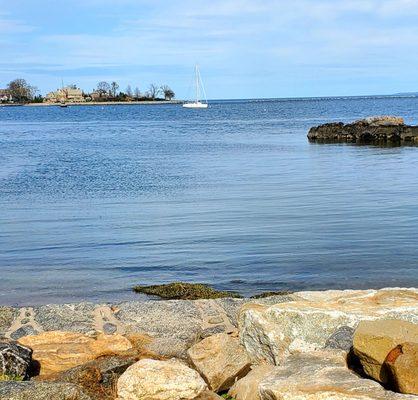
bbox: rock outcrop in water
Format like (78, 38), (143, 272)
(308, 116), (418, 144)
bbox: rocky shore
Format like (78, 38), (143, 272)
(1, 287), (417, 399)
(308, 116), (418, 144)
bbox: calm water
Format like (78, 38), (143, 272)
(1, 97), (418, 306)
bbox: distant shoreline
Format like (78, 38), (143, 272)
(0, 100), (183, 107)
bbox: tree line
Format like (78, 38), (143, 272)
(1, 78), (175, 103)
(94, 81), (175, 101)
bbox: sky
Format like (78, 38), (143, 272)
(1, 0), (418, 99)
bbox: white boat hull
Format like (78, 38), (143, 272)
(182, 102), (208, 109)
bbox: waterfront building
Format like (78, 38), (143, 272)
(45, 86), (85, 103)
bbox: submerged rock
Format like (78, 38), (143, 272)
(18, 331), (133, 376)
(308, 116), (418, 144)
(187, 332), (251, 392)
(353, 319), (418, 392)
(239, 288), (418, 364)
(0, 340), (32, 380)
(133, 282), (241, 300)
(117, 358), (207, 400)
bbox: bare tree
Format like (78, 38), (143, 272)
(96, 81), (111, 98)
(161, 85), (175, 101)
(126, 85), (133, 98)
(7, 79), (37, 102)
(111, 81), (119, 97)
(148, 83), (161, 100)
(134, 87), (141, 99)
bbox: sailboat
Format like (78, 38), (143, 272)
(183, 65), (208, 109)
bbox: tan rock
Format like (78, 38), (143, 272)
(228, 364), (274, 400)
(353, 319), (418, 385)
(385, 342), (418, 395)
(117, 358), (207, 400)
(193, 390), (223, 399)
(239, 288), (418, 364)
(187, 332), (252, 392)
(258, 350), (416, 400)
(18, 331), (133, 375)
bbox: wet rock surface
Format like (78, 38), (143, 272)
(308, 116), (418, 144)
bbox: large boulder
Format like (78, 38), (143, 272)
(18, 331), (133, 376)
(193, 390), (223, 399)
(117, 358), (207, 400)
(353, 320), (418, 394)
(45, 355), (137, 400)
(258, 350), (416, 400)
(239, 288), (418, 364)
(0, 307), (16, 337)
(0, 340), (32, 380)
(0, 381), (91, 400)
(228, 364), (274, 400)
(187, 332), (251, 392)
(386, 342), (418, 395)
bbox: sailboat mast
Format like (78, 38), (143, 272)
(195, 65), (200, 103)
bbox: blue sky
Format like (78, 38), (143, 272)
(1, 0), (418, 99)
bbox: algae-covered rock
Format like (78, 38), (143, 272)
(133, 282), (241, 300)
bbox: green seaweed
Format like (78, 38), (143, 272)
(0, 374), (23, 382)
(133, 282), (242, 300)
(250, 290), (293, 299)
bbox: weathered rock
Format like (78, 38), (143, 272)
(385, 342), (418, 395)
(116, 300), (203, 359)
(10, 326), (38, 340)
(228, 364), (274, 400)
(18, 331), (133, 375)
(308, 116), (418, 144)
(239, 288), (418, 364)
(361, 116), (405, 126)
(258, 350), (416, 400)
(117, 358), (207, 400)
(193, 390), (223, 399)
(41, 355), (136, 400)
(0, 340), (32, 379)
(33, 303), (97, 333)
(0, 381), (91, 400)
(353, 319), (418, 385)
(325, 325), (355, 351)
(187, 332), (251, 392)
(0, 307), (16, 336)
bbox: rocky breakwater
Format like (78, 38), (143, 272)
(308, 116), (418, 144)
(0, 287), (417, 399)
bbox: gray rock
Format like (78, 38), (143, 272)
(33, 303), (97, 333)
(10, 326), (38, 340)
(0, 307), (16, 336)
(200, 325), (226, 339)
(116, 300), (203, 358)
(214, 298), (245, 327)
(0, 381), (91, 400)
(324, 325), (354, 351)
(0, 340), (32, 379)
(20, 318), (30, 325)
(102, 323), (117, 334)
